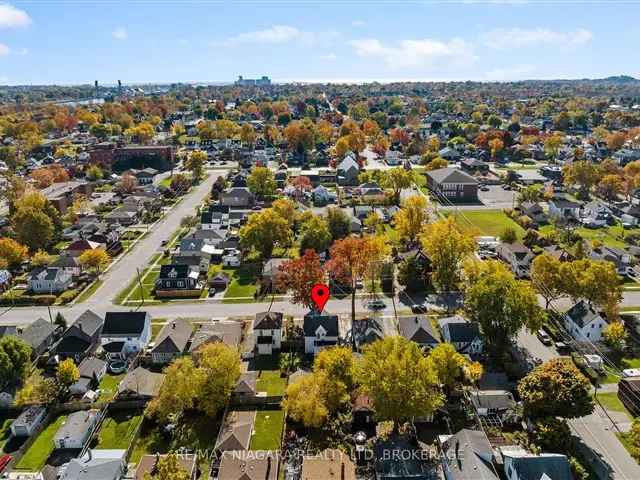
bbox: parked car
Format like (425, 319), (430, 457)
(480, 185), (490, 192)
(536, 329), (552, 346)
(411, 304), (428, 313)
(366, 299), (386, 310)
(0, 454), (12, 473)
(555, 342), (571, 355)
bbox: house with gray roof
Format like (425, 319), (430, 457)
(17, 317), (57, 358)
(337, 153), (360, 186)
(60, 450), (126, 480)
(439, 428), (499, 480)
(53, 410), (99, 449)
(564, 300), (608, 342)
(11, 405), (47, 437)
(398, 315), (440, 350)
(100, 311), (152, 357)
(28, 267), (72, 294)
(438, 316), (484, 355)
(54, 310), (104, 362)
(118, 367), (165, 400)
(215, 410), (255, 453)
(70, 357), (107, 395)
(426, 167), (478, 203)
(151, 318), (193, 364)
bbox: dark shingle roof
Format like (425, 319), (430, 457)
(254, 312), (283, 330)
(102, 311), (149, 336)
(398, 316), (439, 345)
(566, 300), (604, 328)
(303, 312), (339, 337)
(18, 318), (56, 350)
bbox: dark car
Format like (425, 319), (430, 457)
(411, 304), (428, 313)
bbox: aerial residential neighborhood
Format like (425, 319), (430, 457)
(1, 1), (640, 479)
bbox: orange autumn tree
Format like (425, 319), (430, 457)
(277, 249), (326, 309)
(327, 237), (377, 347)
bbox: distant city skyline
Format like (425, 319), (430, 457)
(0, 1), (639, 85)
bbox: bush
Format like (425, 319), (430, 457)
(571, 352), (599, 384)
(0, 294), (56, 306)
(58, 289), (79, 305)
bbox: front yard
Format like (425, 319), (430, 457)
(15, 415), (66, 472)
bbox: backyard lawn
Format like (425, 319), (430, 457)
(95, 411), (143, 450)
(15, 415), (66, 471)
(130, 413), (220, 464)
(449, 210), (525, 240)
(97, 373), (126, 403)
(256, 370), (287, 396)
(249, 409), (285, 451)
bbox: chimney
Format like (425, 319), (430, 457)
(265, 456), (272, 480)
(78, 321), (83, 333)
(172, 322), (176, 329)
(341, 462), (345, 480)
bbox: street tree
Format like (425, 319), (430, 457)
(78, 248), (110, 276)
(394, 195), (429, 245)
(381, 168), (415, 205)
(358, 337), (444, 429)
(518, 359), (594, 419)
(277, 250), (325, 309)
(531, 253), (565, 309)
(247, 167), (277, 199)
(328, 237), (374, 343)
(185, 150), (207, 181)
(603, 321), (628, 352)
(465, 260), (545, 356)
(420, 217), (476, 291)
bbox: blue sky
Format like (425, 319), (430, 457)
(0, 0), (638, 85)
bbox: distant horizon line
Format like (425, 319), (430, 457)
(1, 74), (638, 88)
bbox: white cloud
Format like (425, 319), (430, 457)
(482, 27), (592, 50)
(0, 3), (31, 28)
(350, 37), (476, 70)
(0, 43), (9, 55)
(112, 27), (128, 40)
(484, 64), (535, 81)
(352, 19), (366, 27)
(320, 53), (337, 61)
(214, 25), (337, 48)
(216, 25), (303, 46)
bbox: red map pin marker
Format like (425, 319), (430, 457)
(311, 283), (330, 313)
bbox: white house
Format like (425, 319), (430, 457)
(303, 312), (339, 355)
(501, 446), (572, 480)
(253, 311), (283, 355)
(438, 316), (484, 355)
(28, 267), (72, 294)
(100, 311), (152, 358)
(496, 243), (535, 279)
(548, 198), (582, 220)
(53, 410), (99, 450)
(222, 249), (242, 267)
(564, 300), (608, 342)
(11, 406), (47, 437)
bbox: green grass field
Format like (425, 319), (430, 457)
(95, 411), (143, 450)
(222, 264), (260, 302)
(256, 370), (287, 396)
(97, 373), (125, 403)
(249, 409), (285, 451)
(449, 209), (526, 240)
(595, 392), (632, 419)
(15, 415), (66, 471)
(0, 416), (14, 452)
